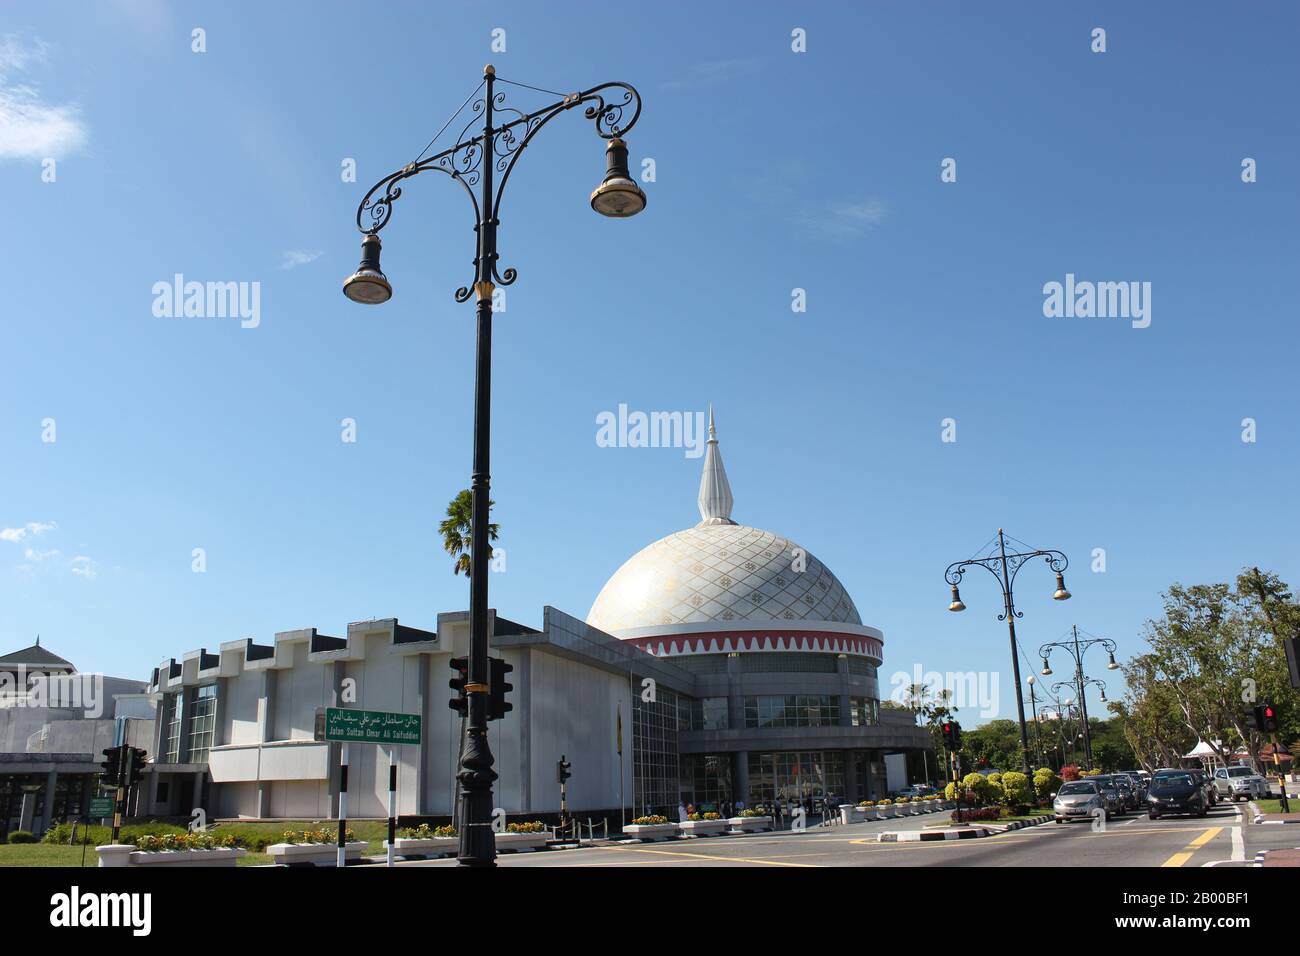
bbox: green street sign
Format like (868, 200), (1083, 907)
(324, 707), (422, 745)
(88, 797), (114, 818)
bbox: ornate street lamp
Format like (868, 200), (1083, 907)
(344, 65), (645, 867)
(944, 528), (1070, 777)
(1041, 626), (1118, 772)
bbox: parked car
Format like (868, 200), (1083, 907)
(1147, 772), (1207, 819)
(1213, 766), (1268, 801)
(1053, 780), (1105, 823)
(892, 785), (936, 799)
(1089, 775), (1127, 816)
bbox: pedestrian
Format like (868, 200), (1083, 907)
(677, 801), (687, 823)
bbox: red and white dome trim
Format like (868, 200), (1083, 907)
(624, 628), (882, 663)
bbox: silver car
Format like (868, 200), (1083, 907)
(1213, 766), (1268, 801)
(1053, 780), (1105, 823)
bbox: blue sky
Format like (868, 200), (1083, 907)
(2, 1), (1297, 728)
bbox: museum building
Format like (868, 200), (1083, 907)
(142, 415), (931, 821)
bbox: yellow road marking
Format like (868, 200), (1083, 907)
(595, 845), (821, 867)
(1161, 827), (1222, 868)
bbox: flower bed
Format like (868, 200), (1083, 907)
(623, 815), (678, 842)
(680, 812), (728, 837)
(726, 814), (773, 833)
(267, 828), (365, 866)
(97, 832), (248, 868)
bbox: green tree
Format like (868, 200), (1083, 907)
(1000, 771), (1033, 806)
(438, 489), (500, 578)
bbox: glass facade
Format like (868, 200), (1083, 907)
(847, 658), (878, 678)
(161, 692), (183, 763)
(747, 751), (846, 805)
(743, 694), (840, 728)
(679, 696), (728, 731)
(187, 685), (218, 763)
(160, 684), (219, 764)
(849, 696), (880, 726)
(680, 753), (732, 809)
(740, 653), (837, 674)
(633, 686), (680, 815)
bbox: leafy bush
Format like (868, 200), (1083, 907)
(961, 773), (998, 805)
(857, 800), (874, 807)
(1001, 771), (1033, 806)
(402, 823), (456, 839)
(987, 773), (1003, 788)
(944, 782), (959, 800)
(701, 812), (721, 821)
(1060, 764), (1081, 782)
(632, 815), (668, 825)
(279, 827), (354, 845)
(738, 809), (764, 818)
(505, 821), (546, 833)
(134, 832), (241, 852)
(896, 796), (911, 803)
(42, 821), (186, 845)
(877, 798), (892, 806)
(6, 830), (36, 844)
(951, 807), (1001, 823)
(1033, 767), (1062, 800)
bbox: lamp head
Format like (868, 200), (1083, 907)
(947, 584), (966, 612)
(1052, 572), (1071, 601)
(342, 234), (392, 304)
(1041, 658), (1052, 676)
(590, 138), (647, 218)
(1106, 652), (1119, 670)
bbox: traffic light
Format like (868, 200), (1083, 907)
(126, 747), (148, 787)
(1261, 702), (1279, 734)
(487, 656), (513, 721)
(557, 756), (571, 784)
(942, 721), (962, 750)
(99, 745), (123, 788)
(448, 656), (468, 716)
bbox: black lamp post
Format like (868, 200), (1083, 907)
(945, 528), (1071, 778)
(344, 65), (646, 867)
(1040, 625), (1118, 772)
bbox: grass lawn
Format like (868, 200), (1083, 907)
(0, 819), (394, 867)
(1252, 799), (1298, 815)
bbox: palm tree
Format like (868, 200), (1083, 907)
(438, 489), (500, 578)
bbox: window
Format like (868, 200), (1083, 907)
(680, 754), (732, 809)
(739, 653), (837, 674)
(850, 697), (879, 726)
(746, 751), (845, 804)
(846, 658), (878, 678)
(633, 687), (680, 815)
(161, 693), (183, 763)
(186, 684), (219, 763)
(680, 697), (729, 731)
(743, 695), (840, 729)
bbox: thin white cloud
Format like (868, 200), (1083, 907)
(69, 555), (97, 579)
(0, 33), (87, 161)
(0, 520), (56, 542)
(663, 58), (760, 91)
(280, 249), (324, 270)
(795, 198), (888, 240)
(23, 547), (60, 562)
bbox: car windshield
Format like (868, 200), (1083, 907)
(1059, 783), (1096, 795)
(1153, 775), (1194, 788)
(1227, 768), (1252, 777)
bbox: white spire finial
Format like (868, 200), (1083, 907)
(697, 406), (735, 526)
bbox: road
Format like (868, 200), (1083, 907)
(392, 801), (1298, 868)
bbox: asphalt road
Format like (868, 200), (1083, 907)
(393, 801), (1298, 868)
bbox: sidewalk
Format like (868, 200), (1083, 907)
(1254, 848), (1300, 867)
